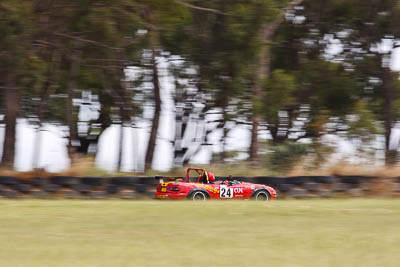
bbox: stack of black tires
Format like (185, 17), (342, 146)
(0, 176), (158, 199)
(0, 174), (379, 199)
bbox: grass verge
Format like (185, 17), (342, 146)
(0, 199), (400, 266)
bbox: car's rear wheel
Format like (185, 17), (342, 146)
(253, 190), (270, 201)
(191, 191), (207, 201)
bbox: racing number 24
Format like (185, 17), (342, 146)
(220, 186), (233, 198)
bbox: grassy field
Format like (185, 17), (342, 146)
(0, 199), (400, 267)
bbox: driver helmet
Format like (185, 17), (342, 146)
(207, 172), (215, 182)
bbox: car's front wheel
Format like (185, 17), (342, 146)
(191, 191), (207, 201)
(252, 189), (271, 201)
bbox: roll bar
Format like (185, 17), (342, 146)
(185, 168), (209, 183)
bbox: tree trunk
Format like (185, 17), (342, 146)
(249, 0), (303, 162)
(145, 48), (162, 171)
(66, 50), (81, 161)
(117, 122), (124, 172)
(250, 33), (271, 162)
(97, 88), (113, 132)
(220, 113), (228, 162)
(382, 67), (396, 165)
(1, 74), (18, 168)
(249, 115), (260, 161)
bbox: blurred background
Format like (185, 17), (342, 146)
(1, 0), (400, 175)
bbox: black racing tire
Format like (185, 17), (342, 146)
(30, 177), (48, 187)
(252, 189), (271, 201)
(303, 182), (321, 192)
(31, 189), (48, 198)
(0, 176), (18, 186)
(332, 183), (350, 192)
(81, 177), (105, 186)
(134, 184), (148, 193)
(71, 184), (91, 193)
(106, 184), (119, 195)
(0, 189), (19, 198)
(190, 190), (208, 201)
(312, 176), (336, 184)
(13, 184), (32, 193)
(42, 183), (60, 193)
(254, 176), (286, 186)
(50, 176), (79, 186)
(286, 176), (308, 186)
(110, 177), (138, 186)
(88, 191), (108, 199)
(276, 183), (292, 193)
(63, 190), (81, 199)
(137, 177), (159, 185)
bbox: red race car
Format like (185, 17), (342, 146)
(155, 168), (276, 201)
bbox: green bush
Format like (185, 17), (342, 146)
(266, 142), (309, 171)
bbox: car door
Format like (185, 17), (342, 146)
(218, 183), (246, 199)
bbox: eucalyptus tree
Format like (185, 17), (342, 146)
(274, 0), (400, 164)
(29, 0), (145, 170)
(162, 0), (285, 164)
(249, 0), (304, 162)
(0, 1), (46, 168)
(133, 0), (190, 171)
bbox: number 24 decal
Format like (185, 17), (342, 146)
(220, 186), (233, 198)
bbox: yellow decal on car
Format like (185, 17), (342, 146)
(196, 184), (219, 194)
(160, 182), (173, 193)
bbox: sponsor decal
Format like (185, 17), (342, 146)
(233, 188), (243, 194)
(197, 184), (219, 194)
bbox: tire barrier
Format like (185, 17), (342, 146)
(393, 183), (400, 193)
(275, 184), (292, 193)
(0, 174), (391, 199)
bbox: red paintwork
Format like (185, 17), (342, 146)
(154, 168), (276, 200)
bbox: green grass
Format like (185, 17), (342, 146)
(0, 199), (400, 267)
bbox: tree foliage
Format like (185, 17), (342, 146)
(2, 0), (400, 170)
